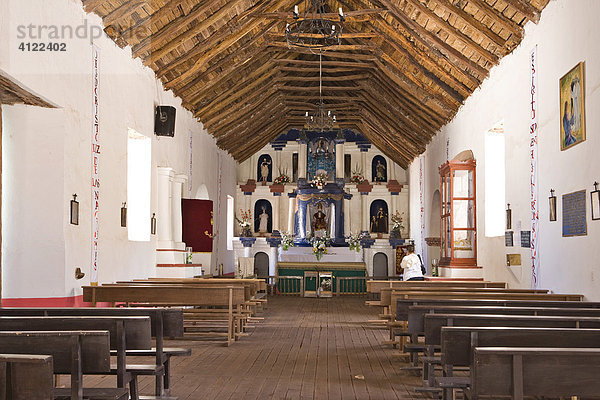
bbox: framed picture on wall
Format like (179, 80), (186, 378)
(559, 62), (586, 151)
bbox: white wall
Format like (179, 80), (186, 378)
(0, 0), (237, 299)
(411, 0), (600, 299)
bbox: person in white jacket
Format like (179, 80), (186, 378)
(400, 245), (424, 281)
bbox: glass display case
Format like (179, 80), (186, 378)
(439, 159), (477, 267)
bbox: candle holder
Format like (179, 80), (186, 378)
(70, 194), (79, 225)
(549, 189), (557, 222)
(120, 202), (127, 227)
(591, 182), (600, 221)
(506, 203), (512, 230)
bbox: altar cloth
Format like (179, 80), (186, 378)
(278, 246), (364, 263)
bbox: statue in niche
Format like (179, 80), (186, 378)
(370, 207), (388, 233)
(375, 160), (386, 182)
(258, 207), (269, 234)
(260, 157), (271, 183)
(313, 203), (328, 232)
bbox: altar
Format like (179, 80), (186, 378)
(278, 245), (363, 263)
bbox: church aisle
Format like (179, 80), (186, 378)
(137, 296), (429, 399)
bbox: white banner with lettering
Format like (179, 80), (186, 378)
(91, 44), (100, 285)
(529, 46), (539, 288)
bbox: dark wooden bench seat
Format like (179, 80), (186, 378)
(466, 347), (600, 400)
(0, 354), (54, 400)
(0, 316), (153, 400)
(0, 307), (189, 396)
(439, 326), (600, 400)
(0, 330), (129, 400)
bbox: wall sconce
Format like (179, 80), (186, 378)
(120, 202), (127, 227)
(591, 182), (600, 221)
(549, 189), (557, 222)
(70, 194), (79, 225)
(506, 203), (512, 230)
(151, 213), (157, 235)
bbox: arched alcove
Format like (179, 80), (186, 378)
(254, 252), (269, 278)
(373, 252), (388, 278)
(195, 184), (209, 200)
(257, 154), (273, 183)
(254, 199), (273, 233)
(369, 199), (389, 234)
(372, 155), (387, 182)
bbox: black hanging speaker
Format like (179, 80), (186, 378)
(154, 105), (176, 137)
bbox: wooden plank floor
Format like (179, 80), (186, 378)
(88, 296), (432, 399)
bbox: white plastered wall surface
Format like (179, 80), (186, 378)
(410, 0), (600, 300)
(0, 0), (237, 299)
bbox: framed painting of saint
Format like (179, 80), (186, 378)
(559, 62), (585, 150)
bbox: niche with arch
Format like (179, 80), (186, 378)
(254, 252), (269, 278)
(373, 252), (388, 278)
(257, 154), (273, 183)
(254, 199), (273, 234)
(372, 155), (387, 182)
(369, 199), (389, 234)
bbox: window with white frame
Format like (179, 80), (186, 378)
(127, 128), (151, 241)
(484, 121), (505, 237)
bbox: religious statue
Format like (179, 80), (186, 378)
(370, 207), (388, 233)
(258, 207), (269, 234)
(260, 157), (271, 182)
(375, 160), (386, 182)
(313, 203), (328, 231)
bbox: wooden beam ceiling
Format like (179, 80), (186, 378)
(84, 0), (550, 164)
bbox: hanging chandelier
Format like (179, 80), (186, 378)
(285, 0), (345, 49)
(305, 52), (336, 131)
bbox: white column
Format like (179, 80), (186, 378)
(269, 246), (278, 277)
(275, 151), (281, 176)
(287, 196), (296, 233)
(389, 158), (396, 181)
(172, 174), (187, 246)
(335, 141), (344, 180)
(361, 194), (369, 233)
(298, 141), (307, 179)
(272, 195), (280, 232)
(244, 246), (251, 258)
(329, 202), (336, 238)
(344, 196), (351, 234)
(391, 195), (398, 215)
(361, 151), (368, 180)
(157, 167), (174, 248)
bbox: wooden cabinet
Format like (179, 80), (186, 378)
(439, 159), (477, 267)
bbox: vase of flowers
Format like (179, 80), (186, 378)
(347, 232), (364, 252)
(273, 174), (291, 185)
(350, 165), (366, 184)
(281, 231), (295, 251)
(309, 233), (330, 261)
(236, 209), (252, 237)
(311, 173), (328, 190)
(390, 211), (405, 238)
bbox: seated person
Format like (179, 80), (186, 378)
(400, 245), (424, 281)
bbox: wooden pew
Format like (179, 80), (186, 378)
(0, 316), (153, 400)
(83, 284), (246, 345)
(396, 298), (600, 323)
(0, 354), (54, 400)
(0, 307), (189, 396)
(383, 289), (581, 348)
(0, 330), (129, 400)
(439, 327), (600, 400)
(366, 280), (506, 300)
(424, 313), (600, 349)
(468, 347), (600, 400)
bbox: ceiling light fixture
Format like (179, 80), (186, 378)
(305, 52), (336, 131)
(285, 0), (344, 49)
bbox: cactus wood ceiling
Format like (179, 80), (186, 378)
(83, 0), (549, 167)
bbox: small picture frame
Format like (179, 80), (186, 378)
(592, 183), (600, 221)
(549, 189), (557, 222)
(70, 194), (79, 225)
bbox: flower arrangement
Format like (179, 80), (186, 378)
(309, 233), (330, 261)
(235, 209), (252, 237)
(281, 231), (295, 251)
(350, 165), (365, 184)
(311, 173), (328, 189)
(390, 211), (405, 237)
(347, 232), (365, 252)
(273, 167), (291, 185)
(320, 277), (332, 291)
(274, 174), (291, 185)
